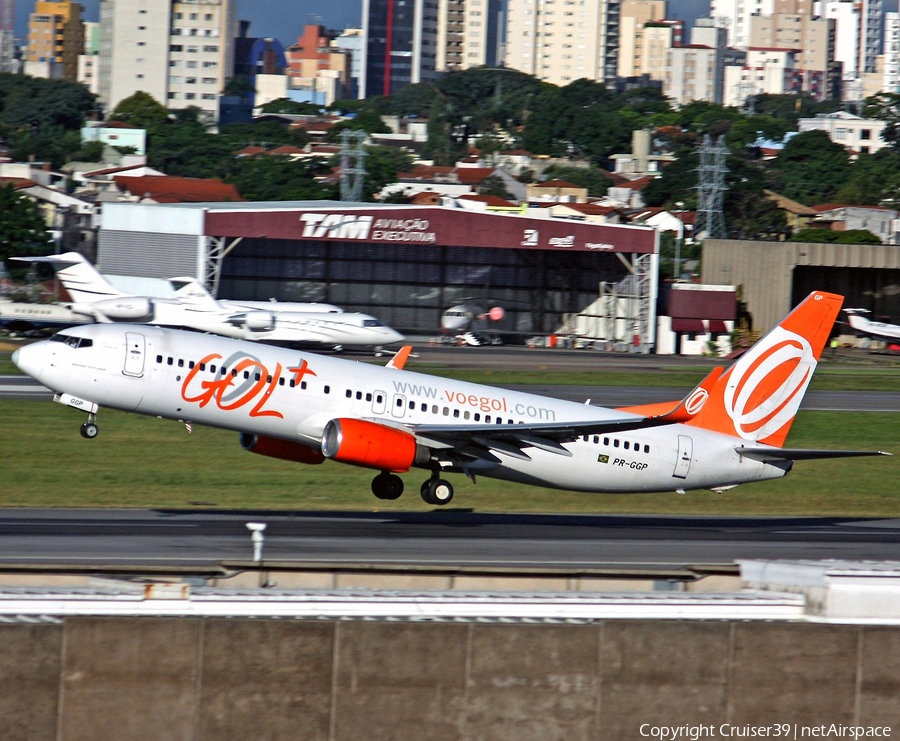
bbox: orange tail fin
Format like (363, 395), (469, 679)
(687, 291), (843, 447)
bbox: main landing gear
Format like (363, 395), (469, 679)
(369, 471), (455, 506)
(371, 472), (403, 500)
(420, 477), (454, 506)
(79, 412), (99, 439)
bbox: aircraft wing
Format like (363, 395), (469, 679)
(735, 447), (892, 462)
(410, 416), (675, 461)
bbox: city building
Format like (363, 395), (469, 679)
(98, 0), (236, 118)
(664, 20), (728, 105)
(798, 111), (888, 155)
(360, 0), (439, 98)
(504, 0), (621, 86)
(26, 0), (85, 82)
(885, 12), (900, 94)
(710, 0), (774, 50)
(77, 19), (100, 94)
(435, 0), (504, 72)
(617, 0), (667, 78)
(748, 10), (839, 100)
(639, 20), (683, 84)
(284, 25), (351, 102)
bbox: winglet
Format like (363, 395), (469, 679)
(386, 345), (412, 370)
(688, 291), (843, 447)
(618, 366), (724, 422)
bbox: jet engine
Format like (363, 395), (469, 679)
(242, 311), (275, 332)
(239, 433), (325, 464)
(321, 419), (430, 472)
(71, 297), (154, 322)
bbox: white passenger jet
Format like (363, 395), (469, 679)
(844, 308), (900, 346)
(14, 252), (402, 350)
(12, 291), (889, 505)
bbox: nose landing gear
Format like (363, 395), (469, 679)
(79, 412), (99, 439)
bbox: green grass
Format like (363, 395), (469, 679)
(1, 400), (897, 515)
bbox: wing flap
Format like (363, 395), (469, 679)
(736, 447), (892, 462)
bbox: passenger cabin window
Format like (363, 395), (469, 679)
(324, 386), (330, 394)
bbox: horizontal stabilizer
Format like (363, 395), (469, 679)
(736, 447), (892, 462)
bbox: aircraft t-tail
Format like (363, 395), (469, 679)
(12, 291), (890, 505)
(12, 252), (403, 349)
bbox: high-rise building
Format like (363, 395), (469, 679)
(361, 0), (439, 98)
(664, 20), (727, 105)
(98, 0), (236, 118)
(77, 20), (100, 94)
(884, 12), (900, 93)
(710, 0), (775, 50)
(618, 0), (666, 78)
(749, 9), (838, 99)
(436, 0), (504, 72)
(639, 19), (683, 83)
(504, 0), (621, 85)
(26, 0), (84, 81)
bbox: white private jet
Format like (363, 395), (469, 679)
(12, 291), (889, 505)
(13, 253), (403, 350)
(844, 308), (900, 345)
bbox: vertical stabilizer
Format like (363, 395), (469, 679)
(687, 291), (843, 447)
(12, 252), (126, 303)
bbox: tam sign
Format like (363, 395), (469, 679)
(299, 213), (437, 243)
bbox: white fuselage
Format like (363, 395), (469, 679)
(15, 325), (789, 493)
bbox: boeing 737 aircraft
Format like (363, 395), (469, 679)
(12, 291), (889, 505)
(14, 253), (402, 350)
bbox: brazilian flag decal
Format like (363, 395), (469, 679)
(598, 454), (609, 464)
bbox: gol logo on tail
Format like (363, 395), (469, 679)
(724, 327), (814, 441)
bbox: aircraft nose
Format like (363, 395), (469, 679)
(11, 343), (42, 380)
(385, 328), (405, 344)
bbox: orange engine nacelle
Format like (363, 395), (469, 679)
(320, 418), (430, 472)
(239, 433), (326, 464)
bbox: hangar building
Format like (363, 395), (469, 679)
(98, 201), (658, 348)
(702, 238), (900, 333)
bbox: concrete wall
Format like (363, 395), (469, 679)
(2, 618), (899, 740)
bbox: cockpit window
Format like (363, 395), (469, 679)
(363, 319), (383, 327)
(50, 334), (93, 349)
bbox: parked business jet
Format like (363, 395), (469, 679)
(12, 291), (889, 505)
(13, 253), (403, 350)
(844, 308), (900, 346)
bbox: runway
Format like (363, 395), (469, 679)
(1, 509), (900, 570)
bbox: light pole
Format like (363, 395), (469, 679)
(674, 201), (685, 280)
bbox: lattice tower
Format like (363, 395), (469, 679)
(340, 130), (368, 202)
(694, 134), (728, 240)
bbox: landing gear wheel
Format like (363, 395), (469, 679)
(421, 478), (453, 506)
(80, 422), (98, 439)
(372, 472), (403, 500)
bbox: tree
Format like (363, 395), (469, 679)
(641, 149), (699, 208)
(362, 145), (414, 201)
(789, 228), (881, 244)
(833, 149), (900, 206)
(70, 140), (105, 162)
(477, 175), (514, 200)
(225, 156), (333, 201)
(0, 73), (96, 130)
(540, 165), (610, 197)
(109, 91), (169, 132)
(0, 185), (53, 270)
(259, 98), (323, 115)
(326, 109), (391, 140)
(770, 129), (851, 205)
